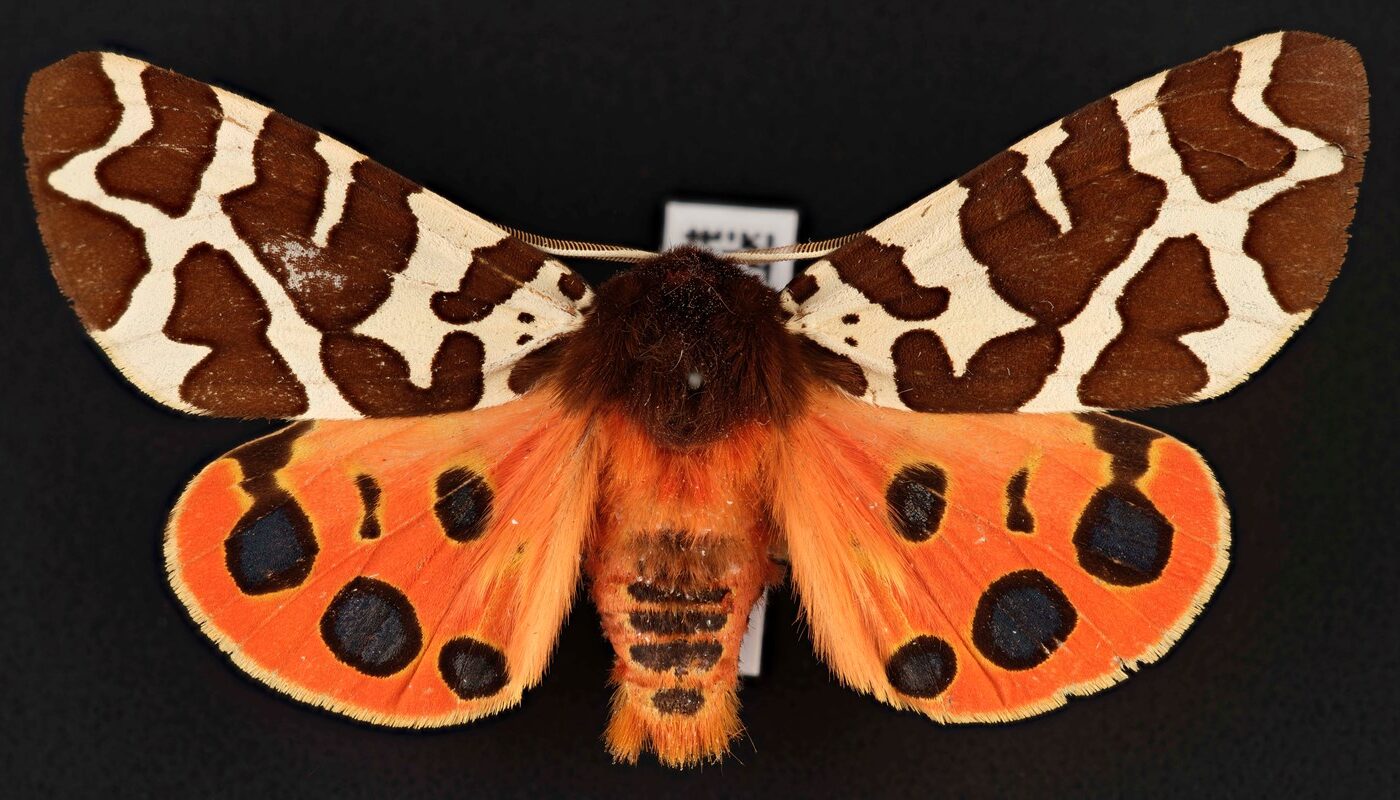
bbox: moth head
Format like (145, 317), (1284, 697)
(555, 245), (810, 448)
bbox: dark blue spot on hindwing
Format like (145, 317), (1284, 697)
(885, 635), (957, 697)
(319, 577), (422, 676)
(887, 463), (948, 542)
(434, 467), (492, 541)
(1074, 486), (1174, 586)
(972, 570), (1078, 670)
(224, 498), (317, 594)
(439, 637), (510, 699)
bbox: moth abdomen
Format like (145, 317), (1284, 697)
(586, 417), (775, 766)
(590, 530), (765, 767)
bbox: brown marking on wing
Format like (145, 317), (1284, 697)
(959, 98), (1166, 327)
(96, 66), (221, 217)
(786, 272), (818, 303)
(1246, 32), (1369, 313)
(1157, 49), (1295, 203)
(222, 114), (419, 330)
(826, 234), (950, 320)
(1075, 412), (1160, 482)
(558, 271), (588, 302)
(321, 330), (485, 416)
(892, 325), (1062, 412)
(1077, 236), (1228, 407)
(164, 244), (310, 416)
(24, 53), (151, 331)
(430, 237), (547, 324)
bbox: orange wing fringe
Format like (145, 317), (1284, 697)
(773, 391), (1229, 722)
(165, 392), (599, 726)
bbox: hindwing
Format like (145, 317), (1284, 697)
(165, 393), (599, 724)
(774, 392), (1227, 720)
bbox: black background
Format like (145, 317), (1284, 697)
(2, 1), (1396, 797)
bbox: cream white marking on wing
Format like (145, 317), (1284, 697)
(355, 190), (584, 399)
(355, 192), (500, 387)
(1015, 124), (1072, 232)
(1231, 34), (1329, 152)
(311, 135), (361, 247)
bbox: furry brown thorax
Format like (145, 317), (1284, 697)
(553, 246), (814, 448)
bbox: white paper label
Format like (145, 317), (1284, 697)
(661, 199), (798, 678)
(737, 590), (768, 678)
(661, 200), (800, 289)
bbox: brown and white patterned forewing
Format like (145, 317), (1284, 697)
(25, 52), (591, 419)
(784, 32), (1368, 413)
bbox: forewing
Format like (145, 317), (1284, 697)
(773, 391), (1227, 721)
(165, 392), (600, 725)
(784, 31), (1367, 412)
(25, 52), (592, 419)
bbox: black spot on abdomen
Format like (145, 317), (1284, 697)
(439, 637), (510, 699)
(972, 569), (1077, 670)
(887, 463), (948, 542)
(319, 577), (422, 676)
(224, 501), (317, 594)
(653, 688), (705, 715)
(628, 610), (728, 635)
(434, 467), (493, 542)
(886, 635), (957, 698)
(630, 640), (723, 675)
(1074, 486), (1173, 585)
(627, 582), (730, 605)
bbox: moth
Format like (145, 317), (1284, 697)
(24, 31), (1367, 767)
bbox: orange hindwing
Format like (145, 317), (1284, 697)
(773, 391), (1228, 721)
(166, 393), (598, 725)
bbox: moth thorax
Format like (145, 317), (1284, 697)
(556, 246), (810, 448)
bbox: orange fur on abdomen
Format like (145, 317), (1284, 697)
(586, 411), (776, 767)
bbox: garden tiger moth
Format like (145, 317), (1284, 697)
(24, 31), (1367, 767)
